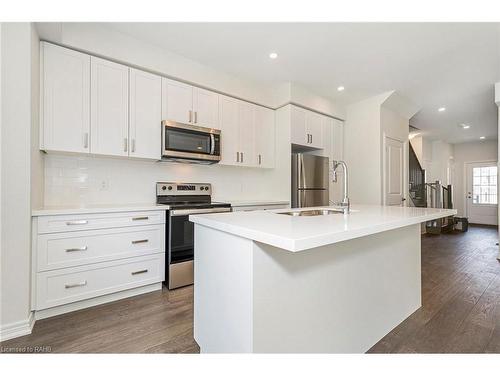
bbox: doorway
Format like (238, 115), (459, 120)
(465, 161), (498, 225)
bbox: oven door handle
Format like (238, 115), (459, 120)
(170, 207), (231, 216)
(210, 133), (215, 155)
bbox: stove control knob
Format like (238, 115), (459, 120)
(204, 186), (209, 191)
(167, 186), (173, 191)
(161, 186), (166, 190)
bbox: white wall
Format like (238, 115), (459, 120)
(453, 140), (498, 217)
(0, 23), (34, 339)
(31, 27), (43, 210)
(426, 140), (454, 186)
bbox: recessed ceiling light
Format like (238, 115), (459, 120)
(438, 107), (446, 112)
(459, 123), (471, 129)
(269, 52), (278, 59)
(480, 136), (486, 140)
(337, 86), (345, 92)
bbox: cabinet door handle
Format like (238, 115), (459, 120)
(65, 281), (87, 289)
(131, 139), (136, 153)
(311, 134), (313, 144)
(259, 154), (262, 165)
(132, 239), (149, 244)
(194, 111), (198, 124)
(66, 220), (88, 226)
(65, 246), (88, 252)
(132, 216), (149, 221)
(131, 269), (148, 275)
(83, 133), (89, 149)
(124, 138), (128, 152)
(241, 152), (244, 163)
(236, 152), (240, 163)
(189, 110), (193, 123)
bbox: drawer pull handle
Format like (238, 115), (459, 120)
(132, 216), (149, 221)
(66, 220), (88, 225)
(65, 281), (87, 289)
(132, 239), (149, 244)
(65, 246), (88, 252)
(131, 269), (148, 275)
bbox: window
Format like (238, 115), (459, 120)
(472, 166), (497, 204)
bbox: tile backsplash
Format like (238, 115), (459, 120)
(43, 154), (289, 207)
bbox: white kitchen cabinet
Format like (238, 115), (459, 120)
(129, 69), (162, 160)
(254, 106), (275, 168)
(90, 57), (129, 157)
(290, 105), (324, 149)
(41, 42), (90, 154)
(332, 119), (344, 161)
(193, 87), (219, 128)
(218, 95), (240, 165)
(238, 101), (256, 167)
(162, 78), (193, 124)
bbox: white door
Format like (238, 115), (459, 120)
(466, 162), (498, 225)
(218, 95), (239, 166)
(290, 106), (308, 146)
(42, 42), (90, 153)
(193, 87), (219, 129)
(254, 106), (275, 168)
(238, 102), (256, 167)
(306, 111), (323, 149)
(129, 68), (162, 160)
(384, 137), (405, 206)
(161, 78), (193, 124)
(90, 57), (129, 157)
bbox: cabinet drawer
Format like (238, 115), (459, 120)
(37, 210), (165, 234)
(37, 225), (165, 271)
(35, 254), (164, 310)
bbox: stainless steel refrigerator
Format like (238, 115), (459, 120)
(291, 154), (329, 208)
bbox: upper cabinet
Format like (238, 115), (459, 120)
(219, 95), (275, 169)
(162, 78), (220, 129)
(90, 57), (129, 157)
(129, 69), (162, 160)
(290, 105), (324, 149)
(41, 42), (90, 154)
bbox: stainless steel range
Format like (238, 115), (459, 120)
(156, 182), (231, 289)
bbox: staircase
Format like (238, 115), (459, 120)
(409, 142), (426, 207)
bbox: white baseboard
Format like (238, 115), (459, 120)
(34, 282), (163, 320)
(0, 312), (35, 342)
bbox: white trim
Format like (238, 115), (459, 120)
(463, 160), (498, 219)
(34, 282), (162, 320)
(0, 312), (35, 342)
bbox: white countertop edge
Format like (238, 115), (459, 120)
(218, 200), (289, 207)
(32, 204), (167, 216)
(190, 208), (457, 252)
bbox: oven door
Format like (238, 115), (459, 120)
(167, 207), (231, 289)
(162, 120), (221, 162)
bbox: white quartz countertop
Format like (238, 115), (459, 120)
(32, 203), (167, 216)
(190, 205), (457, 252)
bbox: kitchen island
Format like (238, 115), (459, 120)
(190, 205), (456, 353)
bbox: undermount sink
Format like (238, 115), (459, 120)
(277, 209), (344, 217)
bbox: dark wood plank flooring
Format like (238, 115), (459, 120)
(1, 225), (499, 353)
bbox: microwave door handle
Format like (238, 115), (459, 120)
(210, 134), (215, 155)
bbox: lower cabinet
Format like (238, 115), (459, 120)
(32, 210), (166, 314)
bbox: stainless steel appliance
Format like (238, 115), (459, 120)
(156, 182), (231, 289)
(161, 120), (221, 164)
(291, 154), (329, 208)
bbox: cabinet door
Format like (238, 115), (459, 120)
(90, 57), (129, 157)
(42, 43), (90, 153)
(332, 119), (344, 161)
(238, 102), (256, 167)
(254, 106), (275, 168)
(322, 116), (334, 160)
(129, 69), (162, 160)
(161, 78), (193, 124)
(218, 95), (239, 165)
(193, 87), (219, 129)
(290, 106), (308, 146)
(306, 111), (324, 149)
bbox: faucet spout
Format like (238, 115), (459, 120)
(332, 160), (350, 214)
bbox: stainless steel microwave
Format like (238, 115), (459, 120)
(161, 120), (221, 164)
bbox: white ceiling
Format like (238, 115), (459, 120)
(102, 22), (500, 144)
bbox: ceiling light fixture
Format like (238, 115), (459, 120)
(459, 123), (471, 129)
(269, 52), (278, 59)
(480, 136), (486, 140)
(337, 86), (345, 92)
(438, 107), (446, 112)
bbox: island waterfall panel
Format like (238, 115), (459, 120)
(194, 223), (421, 353)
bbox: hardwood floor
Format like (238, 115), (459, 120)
(1, 225), (499, 353)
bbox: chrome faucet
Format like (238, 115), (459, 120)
(332, 160), (350, 214)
